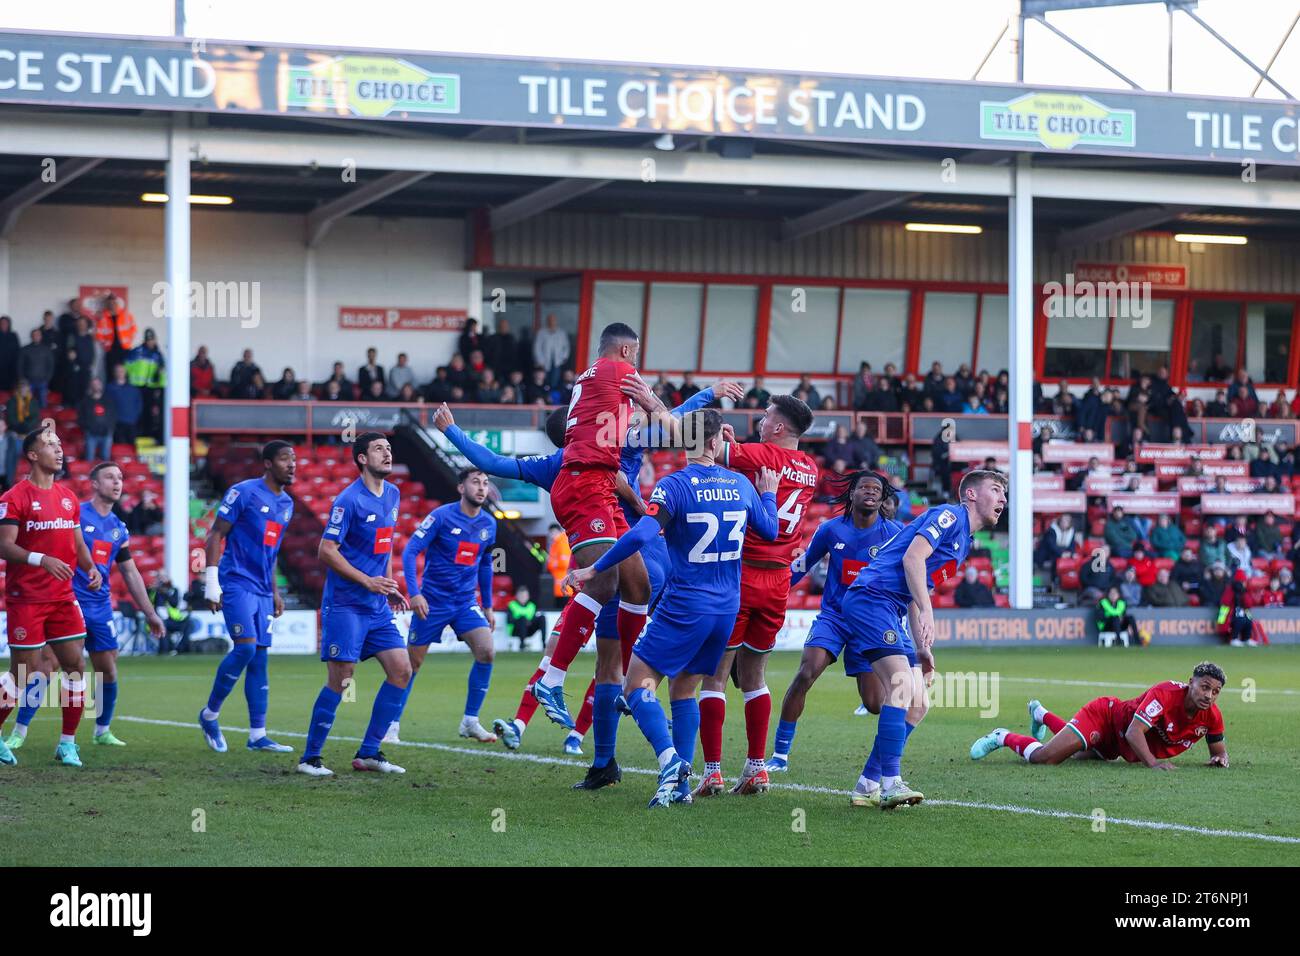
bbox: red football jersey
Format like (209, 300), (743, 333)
(562, 356), (638, 469)
(1111, 680), (1224, 762)
(723, 441), (819, 566)
(0, 480), (81, 604)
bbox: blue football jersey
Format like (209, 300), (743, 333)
(73, 501), (130, 622)
(216, 477), (295, 596)
(515, 451), (563, 490)
(321, 477), (402, 612)
(647, 462), (776, 612)
(403, 502), (496, 608)
(617, 387), (716, 525)
(851, 504), (972, 606)
(795, 515), (902, 616)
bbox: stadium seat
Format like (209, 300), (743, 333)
(1109, 557), (1128, 573)
(994, 593), (1010, 608)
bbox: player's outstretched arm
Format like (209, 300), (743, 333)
(1124, 717), (1175, 770)
(565, 511), (663, 592)
(614, 469), (646, 517)
(438, 413), (526, 482)
(746, 467), (780, 541)
(120, 555), (166, 637)
(790, 522), (831, 586)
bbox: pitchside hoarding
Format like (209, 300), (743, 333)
(4, 30), (1300, 164)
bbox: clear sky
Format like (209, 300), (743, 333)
(3, 0), (1297, 99)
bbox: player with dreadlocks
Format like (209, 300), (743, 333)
(767, 469), (931, 777)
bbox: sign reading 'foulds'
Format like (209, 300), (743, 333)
(284, 56), (460, 118)
(979, 92), (1135, 151)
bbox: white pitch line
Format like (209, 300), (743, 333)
(116, 715), (1300, 846)
(1002, 676), (1300, 696)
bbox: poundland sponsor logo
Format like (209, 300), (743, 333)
(980, 92), (1135, 151)
(50, 886), (151, 936)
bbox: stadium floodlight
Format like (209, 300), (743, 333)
(1174, 233), (1247, 245)
(904, 222), (983, 235)
(141, 193), (235, 205)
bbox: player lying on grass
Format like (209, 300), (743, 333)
(970, 661), (1228, 769)
(564, 409), (779, 807)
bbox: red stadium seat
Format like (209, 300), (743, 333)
(1154, 558), (1174, 572)
(1059, 569), (1081, 590)
(1109, 557), (1128, 573)
(994, 593), (1009, 608)
(1089, 519), (1106, 537)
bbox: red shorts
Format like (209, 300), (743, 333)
(5, 600), (87, 650)
(550, 467), (628, 551)
(1066, 696), (1123, 760)
(727, 564), (791, 653)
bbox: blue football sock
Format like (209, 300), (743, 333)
(396, 668), (420, 720)
(464, 661), (493, 719)
(244, 646), (269, 730)
(863, 740), (882, 782)
(774, 718), (798, 758)
(592, 683), (621, 769)
(905, 721), (916, 739)
(670, 698), (700, 768)
(15, 672), (46, 728)
(628, 688), (674, 763)
(877, 704), (908, 778)
(303, 686), (342, 760)
(360, 681), (407, 757)
(95, 680), (119, 732)
(206, 641), (256, 715)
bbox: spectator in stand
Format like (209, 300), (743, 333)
(961, 387), (989, 415)
(458, 318), (484, 364)
(1267, 390), (1292, 419)
(190, 345), (215, 397)
(1187, 397), (1206, 419)
(4, 380), (39, 437)
(18, 329), (54, 408)
(678, 372), (702, 404)
(484, 318), (518, 380)
(863, 376), (899, 413)
(555, 368), (576, 406)
(1224, 514), (1250, 545)
(1260, 575), (1287, 607)
(449, 385), (466, 404)
(955, 565), (995, 608)
(1116, 424), (1145, 462)
(1274, 440), (1295, 478)
(1150, 512), (1186, 559)
(498, 385), (518, 405)
(106, 364), (142, 444)
(1279, 567), (1300, 606)
(1219, 575), (1257, 646)
(230, 350), (261, 395)
(896, 372), (923, 411)
(505, 585), (546, 652)
(476, 368), (503, 403)
(888, 473), (913, 521)
(271, 367), (298, 401)
(523, 367), (549, 405)
(1225, 532), (1254, 576)
(0, 417), (18, 490)
(849, 420), (882, 471)
(394, 383), (420, 403)
(96, 297), (137, 373)
(794, 374), (821, 409)
(1173, 546), (1203, 594)
(546, 523), (570, 607)
(504, 370), (526, 403)
(814, 460), (849, 502)
(1205, 389), (1230, 417)
(0, 315), (18, 390)
(1251, 511), (1284, 559)
(851, 363), (874, 410)
(358, 348), (385, 395)
(953, 364), (974, 397)
(1129, 546), (1157, 588)
(1202, 561), (1229, 608)
(1104, 505), (1140, 558)
(323, 380), (343, 402)
(533, 313), (571, 389)
(745, 376), (771, 408)
(824, 425), (854, 467)
(243, 372), (268, 400)
(1079, 549), (1116, 605)
(1144, 567), (1188, 607)
(426, 366), (453, 404)
(1119, 565), (1143, 606)
(1034, 513), (1077, 569)
(938, 376), (964, 413)
(1228, 368), (1259, 417)
(819, 396), (836, 412)
(77, 377), (116, 461)
(445, 353), (473, 394)
(1201, 525), (1227, 568)
(361, 379), (383, 403)
(66, 315), (99, 402)
(1250, 445), (1280, 480)
(292, 380), (314, 402)
(923, 361), (946, 398)
(1096, 585), (1139, 643)
(325, 361), (353, 398)
(1202, 352), (1232, 381)
(125, 487), (164, 536)
(387, 353), (415, 398)
(1260, 475), (1282, 496)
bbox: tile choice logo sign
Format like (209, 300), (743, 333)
(285, 56), (460, 118)
(980, 92), (1135, 150)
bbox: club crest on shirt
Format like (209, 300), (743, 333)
(231, 623), (243, 636)
(1090, 730), (1101, 745)
(479, 528), (489, 540)
(1195, 726), (1207, 736)
(869, 545), (880, 557)
(111, 528), (121, 540)
(883, 629), (898, 645)
(329, 644), (340, 658)
(937, 509), (955, 529)
(590, 518), (606, 533)
(62, 498), (73, 512)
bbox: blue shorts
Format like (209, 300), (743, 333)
(409, 602), (491, 646)
(594, 533), (669, 639)
(321, 605), (406, 663)
(83, 617), (118, 654)
(632, 598), (735, 678)
(223, 590), (274, 648)
(804, 610), (872, 677)
(841, 587), (916, 664)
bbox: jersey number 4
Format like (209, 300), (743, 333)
(686, 511), (746, 563)
(777, 490), (804, 536)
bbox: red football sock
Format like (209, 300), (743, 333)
(61, 675), (84, 737)
(700, 692), (726, 765)
(514, 666), (546, 725)
(1043, 710), (1067, 734)
(575, 679), (596, 736)
(616, 602), (647, 649)
(743, 687), (771, 760)
(1004, 732), (1039, 758)
(545, 593), (600, 678)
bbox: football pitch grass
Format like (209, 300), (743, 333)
(2, 645), (1297, 867)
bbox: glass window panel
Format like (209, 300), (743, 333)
(767, 285), (838, 373)
(1109, 299), (1175, 379)
(1245, 302), (1292, 383)
(701, 284), (757, 371)
(975, 294), (1009, 375)
(589, 281), (645, 365)
(838, 289), (908, 374)
(1187, 300), (1240, 383)
(918, 292), (977, 374)
(643, 282), (702, 371)
(1043, 299), (1108, 379)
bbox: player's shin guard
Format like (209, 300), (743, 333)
(591, 683), (621, 769)
(94, 680), (118, 735)
(616, 601), (648, 655)
(876, 705), (908, 781)
(515, 659), (547, 726)
(575, 678), (596, 737)
(245, 646), (269, 733)
(360, 681), (406, 757)
(465, 661), (493, 720)
(544, 592), (601, 685)
(670, 698), (700, 767)
(1004, 732), (1042, 761)
(15, 672), (47, 731)
(61, 675), (85, 739)
(206, 641), (256, 716)
(304, 686), (343, 759)
(628, 687), (675, 765)
(743, 686), (770, 760)
(699, 690), (726, 770)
